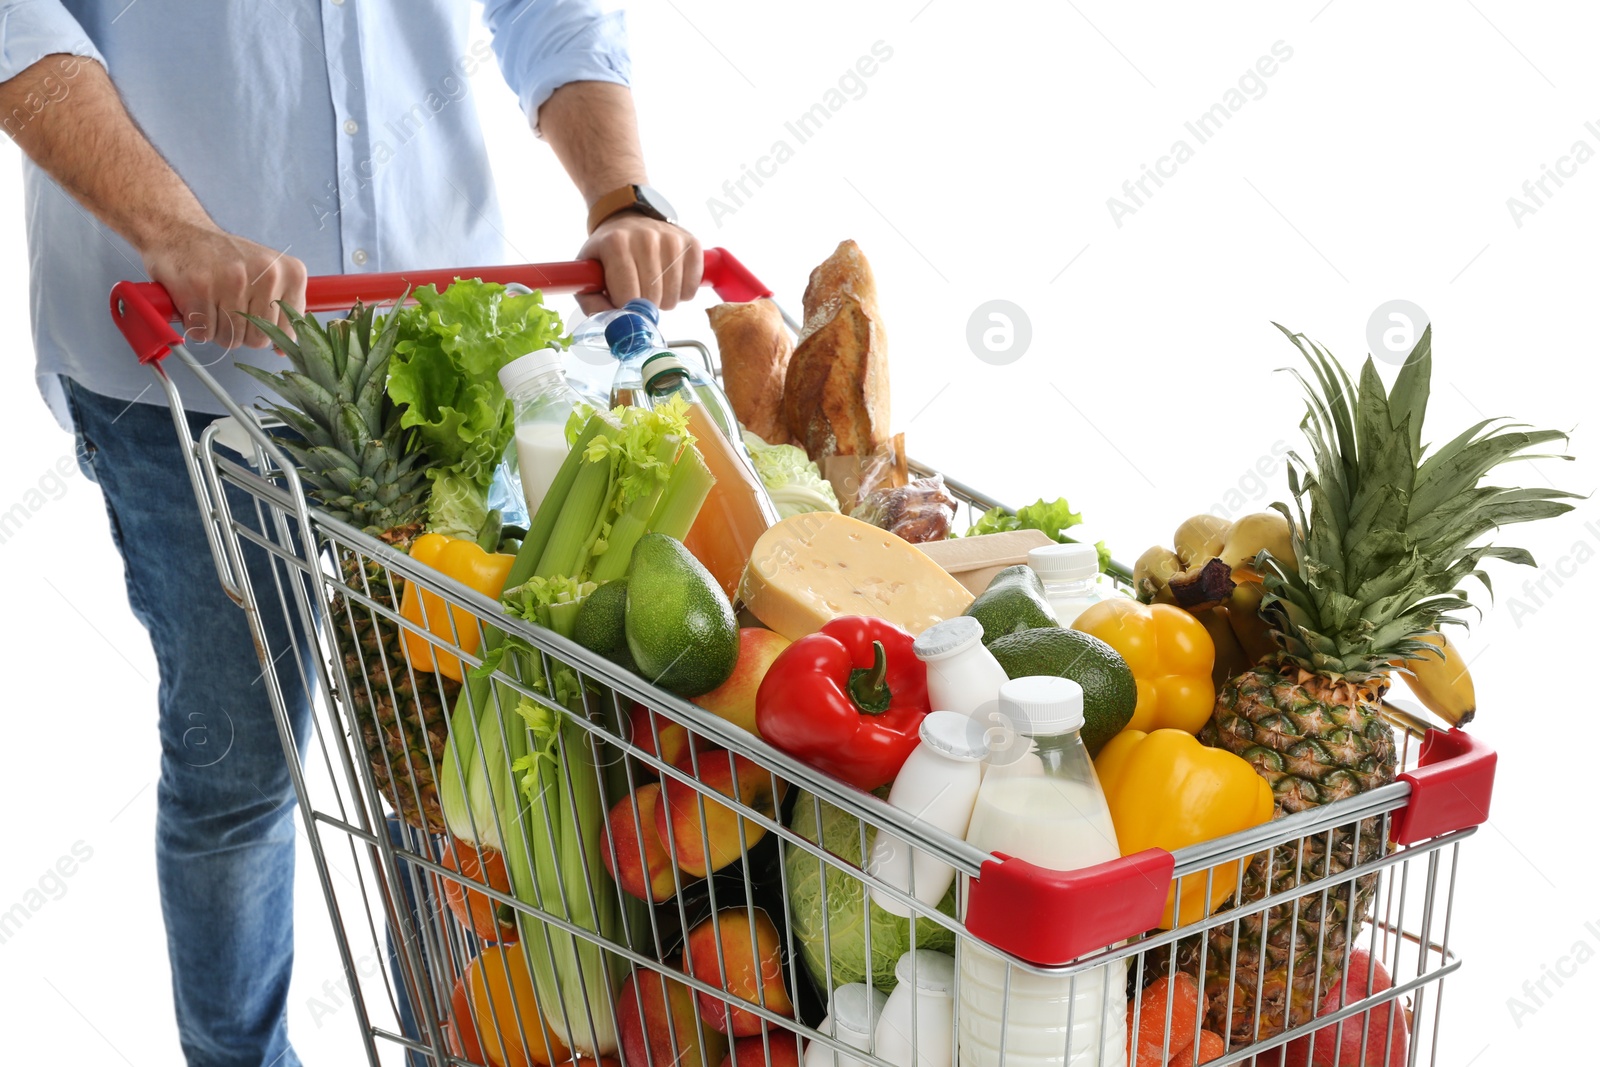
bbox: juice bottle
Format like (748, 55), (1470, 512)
(640, 352), (778, 601)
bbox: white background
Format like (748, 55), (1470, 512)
(2, 1), (1596, 1064)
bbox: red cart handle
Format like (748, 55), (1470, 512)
(109, 246), (772, 366)
(964, 727), (1496, 966)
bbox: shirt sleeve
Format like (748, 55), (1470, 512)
(481, 0), (631, 134)
(0, 1), (105, 82)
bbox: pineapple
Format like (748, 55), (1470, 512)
(242, 300), (455, 832)
(1191, 324), (1574, 1042)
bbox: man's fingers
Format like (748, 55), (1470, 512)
(680, 235), (704, 304)
(242, 289), (274, 349)
(576, 291), (615, 316)
(602, 240), (643, 309)
(656, 239), (685, 311)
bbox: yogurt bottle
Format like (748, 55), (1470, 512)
(958, 677), (1126, 1067)
(913, 616), (1008, 721)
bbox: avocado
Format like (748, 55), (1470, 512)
(964, 565), (1060, 644)
(624, 534), (739, 698)
(987, 626), (1137, 756)
(573, 577), (635, 672)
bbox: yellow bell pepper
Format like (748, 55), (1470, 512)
(400, 533), (517, 682)
(1073, 599), (1215, 734)
(1095, 728), (1274, 929)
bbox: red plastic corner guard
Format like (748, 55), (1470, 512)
(965, 848), (1173, 967)
(110, 281), (184, 366)
(1390, 727), (1496, 847)
(108, 247), (771, 365)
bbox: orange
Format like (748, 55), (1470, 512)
(466, 945), (570, 1067)
(440, 840), (518, 944)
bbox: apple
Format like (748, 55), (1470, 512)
(601, 784), (682, 903)
(617, 967), (728, 1067)
(693, 629), (791, 736)
(720, 1033), (803, 1067)
(629, 701), (691, 775)
(682, 907), (794, 1037)
(656, 750), (786, 878)
(1282, 950), (1409, 1066)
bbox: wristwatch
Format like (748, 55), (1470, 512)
(587, 184), (677, 234)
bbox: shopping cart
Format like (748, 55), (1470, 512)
(110, 253), (1495, 1067)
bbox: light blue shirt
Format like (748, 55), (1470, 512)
(0, 0), (630, 424)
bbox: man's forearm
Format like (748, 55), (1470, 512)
(2, 53), (306, 346)
(1, 54), (210, 250)
(538, 80), (649, 207)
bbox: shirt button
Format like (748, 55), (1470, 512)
(343, 119), (359, 136)
(351, 249), (369, 266)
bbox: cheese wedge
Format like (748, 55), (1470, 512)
(740, 513), (975, 640)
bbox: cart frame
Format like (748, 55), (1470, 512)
(109, 251), (1494, 1067)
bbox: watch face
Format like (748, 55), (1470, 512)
(636, 185), (677, 224)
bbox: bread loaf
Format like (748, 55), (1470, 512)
(783, 240), (890, 460)
(706, 299), (793, 445)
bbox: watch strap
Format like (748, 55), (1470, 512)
(588, 185), (654, 234)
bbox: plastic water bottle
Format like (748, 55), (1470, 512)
(604, 303), (669, 409)
(1028, 543), (1106, 626)
(959, 676), (1127, 1067)
(564, 299), (663, 405)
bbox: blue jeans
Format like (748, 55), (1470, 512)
(65, 378), (313, 1067)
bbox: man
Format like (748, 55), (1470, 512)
(0, 2), (698, 1064)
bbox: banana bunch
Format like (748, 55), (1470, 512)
(1134, 512), (1477, 725)
(1134, 513), (1294, 688)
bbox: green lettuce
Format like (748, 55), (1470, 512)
(967, 496), (1110, 571)
(386, 280), (568, 538)
(741, 431), (839, 519)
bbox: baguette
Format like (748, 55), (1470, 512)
(707, 299), (793, 445)
(783, 240), (890, 459)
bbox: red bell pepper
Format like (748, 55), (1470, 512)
(754, 616), (930, 791)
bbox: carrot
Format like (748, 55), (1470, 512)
(1190, 1030), (1226, 1064)
(1127, 974), (1206, 1066)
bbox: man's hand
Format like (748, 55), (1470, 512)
(1, 55), (307, 351)
(576, 212), (702, 315)
(140, 221), (308, 349)
(537, 81), (703, 313)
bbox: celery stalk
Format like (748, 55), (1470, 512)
(536, 452), (614, 579)
(517, 414), (614, 582)
(646, 439), (715, 543)
(588, 433), (685, 586)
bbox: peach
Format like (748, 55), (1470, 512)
(692, 629), (791, 736)
(720, 1033), (803, 1067)
(601, 784), (682, 903)
(616, 967), (728, 1067)
(656, 751), (786, 879)
(682, 907), (793, 1037)
(628, 702), (691, 775)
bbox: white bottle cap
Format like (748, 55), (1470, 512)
(919, 710), (990, 762)
(894, 950), (956, 996)
(1027, 542), (1099, 582)
(911, 615), (984, 662)
(497, 348), (564, 395)
(999, 676), (1084, 735)
(829, 983), (888, 1038)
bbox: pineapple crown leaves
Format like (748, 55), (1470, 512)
(1258, 323), (1580, 677)
(238, 295), (433, 533)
